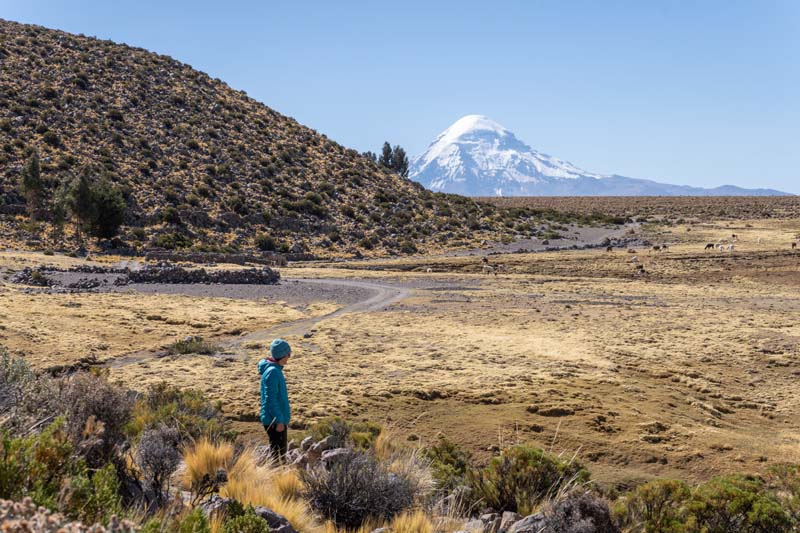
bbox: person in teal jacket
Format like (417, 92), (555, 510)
(258, 338), (292, 461)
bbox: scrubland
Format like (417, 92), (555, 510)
(2, 217), (799, 489)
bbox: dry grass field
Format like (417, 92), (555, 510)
(2, 213), (799, 489)
(480, 195), (800, 221)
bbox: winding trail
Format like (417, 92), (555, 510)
(105, 277), (410, 368)
(226, 278), (409, 348)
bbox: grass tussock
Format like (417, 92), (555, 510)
(219, 448), (322, 533)
(182, 439), (234, 489)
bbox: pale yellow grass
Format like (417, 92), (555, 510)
(219, 448), (322, 533)
(324, 510), (437, 533)
(182, 439), (234, 490)
(0, 284), (322, 368)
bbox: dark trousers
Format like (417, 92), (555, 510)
(265, 424), (288, 462)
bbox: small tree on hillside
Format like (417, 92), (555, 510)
(391, 145), (409, 178)
(88, 177), (127, 239)
(68, 170), (96, 240)
(378, 141), (393, 168)
(376, 142), (410, 178)
(63, 170), (127, 241)
(20, 152), (45, 219)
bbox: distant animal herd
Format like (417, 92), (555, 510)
(463, 232), (800, 276)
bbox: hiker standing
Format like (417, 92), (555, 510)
(258, 338), (292, 462)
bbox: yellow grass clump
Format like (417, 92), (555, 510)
(389, 510), (435, 533)
(219, 448), (322, 533)
(323, 510), (436, 533)
(182, 439), (234, 490)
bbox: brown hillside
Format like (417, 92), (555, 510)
(0, 19), (584, 256)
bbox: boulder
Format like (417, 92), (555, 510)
(305, 436), (334, 465)
(320, 448), (350, 469)
(507, 513), (546, 533)
(199, 495), (235, 517)
(253, 506), (296, 533)
(499, 512), (522, 532)
(462, 519), (486, 532)
(480, 513), (501, 533)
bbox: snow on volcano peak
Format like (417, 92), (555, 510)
(408, 116), (787, 196)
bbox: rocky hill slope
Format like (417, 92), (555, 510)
(0, 20), (572, 257)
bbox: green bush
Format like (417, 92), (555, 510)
(467, 445), (589, 515)
(255, 233), (277, 252)
(614, 475), (794, 533)
(766, 464), (800, 525)
(423, 435), (472, 494)
(167, 336), (219, 355)
(309, 417), (381, 449)
(59, 463), (122, 525)
(688, 474), (791, 533)
(613, 479), (691, 533)
(153, 232), (193, 249)
(127, 382), (227, 441)
(223, 507), (269, 533)
(0, 418), (77, 510)
(179, 508), (211, 533)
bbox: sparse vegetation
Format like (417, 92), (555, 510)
(2, 346), (800, 532)
(0, 19), (636, 256)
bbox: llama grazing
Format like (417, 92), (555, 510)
(606, 246), (614, 252)
(727, 244), (735, 252)
(705, 243), (715, 250)
(426, 267), (433, 273)
(482, 264), (496, 275)
(793, 242), (797, 250)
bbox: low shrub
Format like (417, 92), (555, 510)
(423, 435), (472, 494)
(254, 233), (276, 252)
(766, 464), (800, 525)
(688, 474), (791, 533)
(0, 347), (35, 417)
(467, 445), (589, 515)
(135, 425), (182, 505)
(179, 508), (211, 533)
(0, 418), (75, 509)
(543, 490), (618, 533)
(167, 337), (219, 356)
(222, 507), (269, 533)
(303, 449), (415, 529)
(10, 370), (132, 469)
(59, 462), (122, 525)
(310, 417), (382, 449)
(59, 372), (133, 468)
(612, 479), (691, 533)
(128, 382), (226, 441)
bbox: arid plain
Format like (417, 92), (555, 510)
(2, 213), (799, 490)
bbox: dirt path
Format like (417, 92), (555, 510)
(105, 277), (410, 368)
(225, 278), (410, 347)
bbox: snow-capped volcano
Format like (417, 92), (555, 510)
(409, 115), (787, 196)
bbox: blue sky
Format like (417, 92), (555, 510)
(3, 0), (799, 192)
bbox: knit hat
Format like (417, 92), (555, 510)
(270, 338), (291, 360)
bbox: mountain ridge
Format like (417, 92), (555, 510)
(0, 20), (547, 256)
(410, 115), (788, 197)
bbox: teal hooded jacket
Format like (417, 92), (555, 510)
(258, 358), (291, 427)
